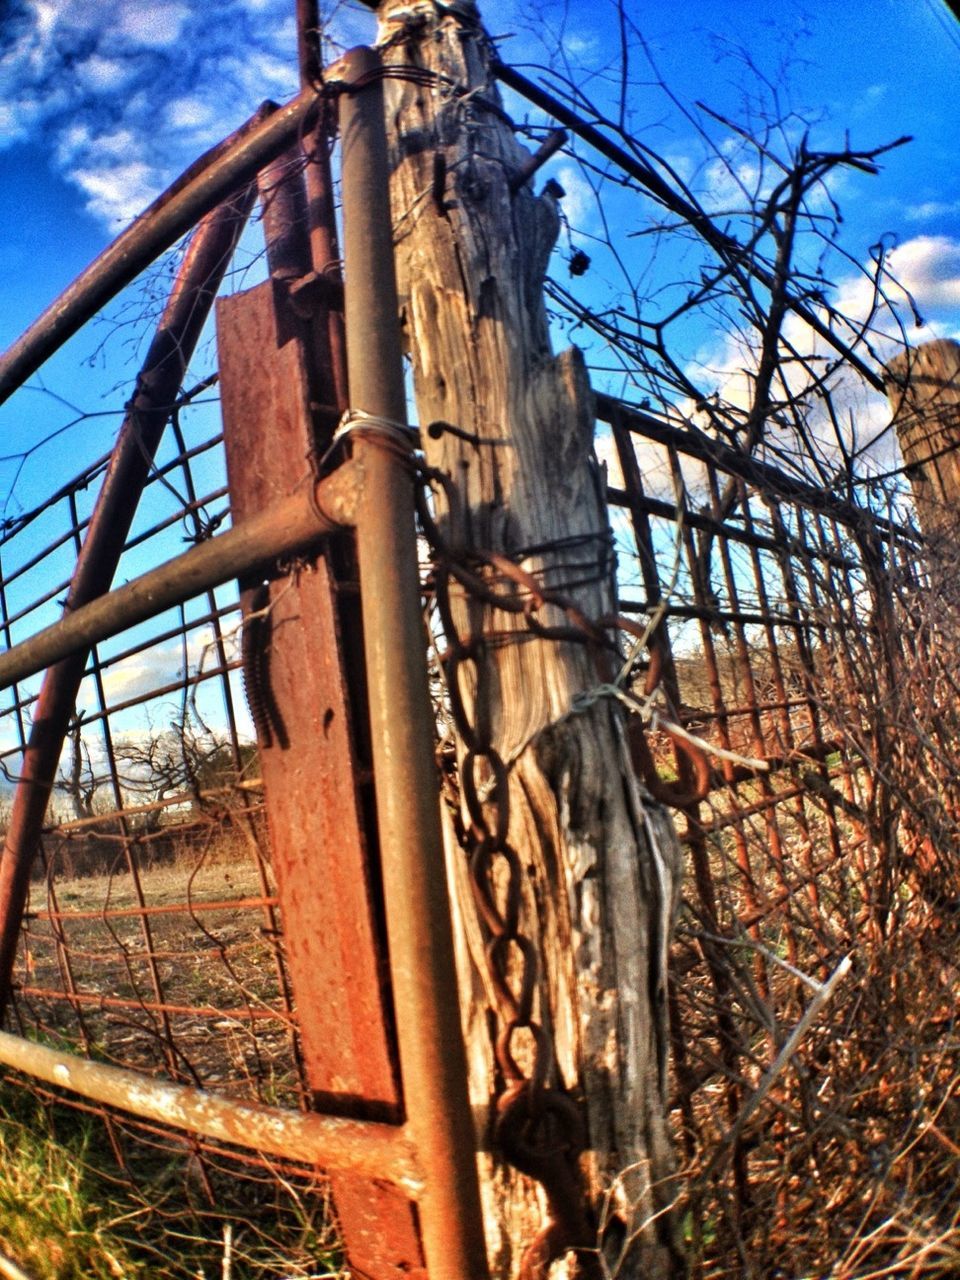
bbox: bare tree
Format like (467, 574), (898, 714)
(57, 714), (99, 822)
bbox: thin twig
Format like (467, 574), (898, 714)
(695, 952), (852, 1187)
(0, 1253), (36, 1280)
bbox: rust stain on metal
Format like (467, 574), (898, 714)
(218, 279), (400, 1111)
(28, 896), (279, 922)
(0, 1029), (420, 1186)
(218, 144), (427, 1274)
(16, 986), (294, 1024)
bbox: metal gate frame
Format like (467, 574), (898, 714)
(0, 44), (488, 1280)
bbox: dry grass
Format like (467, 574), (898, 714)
(670, 785), (960, 1279)
(0, 832), (346, 1280)
(14, 826), (300, 1106)
(0, 1082), (345, 1280)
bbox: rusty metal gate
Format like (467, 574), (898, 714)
(0, 9), (944, 1280)
(0, 37), (485, 1280)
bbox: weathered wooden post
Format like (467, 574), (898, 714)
(371, 1), (685, 1274)
(885, 338), (960, 535)
(883, 345), (960, 912)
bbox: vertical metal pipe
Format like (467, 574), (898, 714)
(258, 147), (312, 281)
(303, 140), (350, 419)
(297, 0), (349, 417)
(0, 189), (256, 1017)
(296, 0), (322, 88)
(338, 46), (490, 1280)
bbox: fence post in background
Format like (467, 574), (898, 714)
(886, 338), (960, 536)
(0, 190), (256, 1017)
(884, 344), (960, 909)
(337, 44), (490, 1280)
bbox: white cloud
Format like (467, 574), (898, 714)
(905, 200), (960, 222)
(243, 49), (298, 92)
(85, 128), (141, 161)
(166, 96), (217, 130)
(32, 1), (57, 39)
(703, 155), (764, 211)
(699, 144), (846, 219)
(886, 235), (960, 312)
(75, 54), (135, 91)
(74, 159), (162, 226)
(0, 0), (300, 226)
(562, 31), (600, 58)
(555, 163), (596, 226)
(832, 235), (960, 324)
(594, 428), (622, 487)
(851, 83), (887, 117)
(661, 151), (695, 184)
(115, 2), (189, 49)
(680, 234), (960, 482)
(77, 629), (220, 714)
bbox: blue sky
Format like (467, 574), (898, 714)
(1, 2), (958, 361)
(0, 0), (957, 525)
(503, 0), (960, 491)
(0, 0), (957, 764)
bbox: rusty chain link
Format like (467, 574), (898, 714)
(433, 549), (596, 1277)
(417, 460), (710, 808)
(415, 452), (709, 1276)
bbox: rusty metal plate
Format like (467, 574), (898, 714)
(217, 280), (425, 1275)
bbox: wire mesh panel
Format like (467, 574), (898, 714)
(0, 361), (347, 1274)
(0, 397), (301, 1097)
(602, 394), (960, 1278)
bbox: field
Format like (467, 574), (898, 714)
(1, 840), (345, 1280)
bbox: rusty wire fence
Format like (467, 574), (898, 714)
(1, 394), (297, 1086)
(3, 353), (953, 1277)
(602, 394), (960, 1277)
(0, 39), (957, 1280)
(0, 358), (340, 1274)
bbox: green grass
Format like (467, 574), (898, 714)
(0, 1083), (344, 1279)
(0, 1092), (143, 1279)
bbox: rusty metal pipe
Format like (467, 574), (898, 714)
(0, 484), (339, 695)
(31, 896), (276, 922)
(0, 1029), (420, 1186)
(259, 147), (313, 281)
(338, 47), (490, 1280)
(0, 90), (322, 407)
(297, 0), (323, 88)
(297, 0), (349, 416)
(0, 193), (257, 1019)
(14, 987), (290, 1023)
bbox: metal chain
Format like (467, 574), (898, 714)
(415, 458), (709, 1276)
(433, 552), (595, 1276)
(417, 461), (710, 808)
